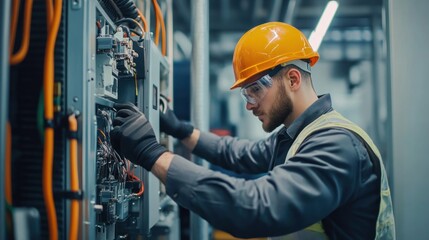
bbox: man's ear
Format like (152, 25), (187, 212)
(285, 68), (302, 91)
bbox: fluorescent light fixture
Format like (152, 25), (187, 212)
(308, 0), (339, 51)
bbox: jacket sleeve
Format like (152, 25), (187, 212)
(166, 128), (361, 238)
(191, 131), (276, 174)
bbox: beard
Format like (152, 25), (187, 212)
(262, 85), (293, 132)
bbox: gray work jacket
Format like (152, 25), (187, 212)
(166, 94), (380, 239)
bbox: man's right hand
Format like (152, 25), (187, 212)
(110, 103), (168, 171)
(160, 105), (194, 140)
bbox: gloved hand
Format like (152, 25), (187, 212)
(160, 105), (194, 140)
(111, 102), (167, 171)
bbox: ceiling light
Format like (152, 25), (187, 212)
(308, 0), (339, 51)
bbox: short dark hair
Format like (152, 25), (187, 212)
(278, 64), (314, 90)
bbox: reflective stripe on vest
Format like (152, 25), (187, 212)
(270, 111), (395, 240)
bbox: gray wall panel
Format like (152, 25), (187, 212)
(0, 0), (11, 239)
(388, 0), (429, 238)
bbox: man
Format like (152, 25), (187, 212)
(111, 22), (395, 239)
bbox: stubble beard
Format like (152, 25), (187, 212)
(262, 85), (293, 132)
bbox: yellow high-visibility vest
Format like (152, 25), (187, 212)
(271, 111), (395, 240)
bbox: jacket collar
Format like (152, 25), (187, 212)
(284, 94), (333, 139)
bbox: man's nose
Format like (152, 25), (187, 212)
(246, 101), (256, 111)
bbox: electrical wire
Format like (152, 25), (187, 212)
(97, 112), (143, 200)
(43, 118), (56, 240)
(68, 114), (79, 240)
(128, 169), (145, 196)
(152, 0), (166, 55)
(130, 29), (142, 37)
(117, 24), (143, 44)
(99, 110), (113, 140)
(42, 0), (63, 239)
(134, 72), (138, 96)
(9, 0), (20, 54)
(134, 176), (145, 196)
(98, 143), (125, 181)
(98, 127), (143, 195)
(46, 0), (53, 29)
(117, 24), (131, 38)
(137, 9), (148, 32)
(159, 2), (166, 55)
(115, 18), (144, 37)
(10, 0), (34, 65)
(152, 0), (160, 46)
(98, 129), (107, 140)
(97, 118), (127, 182)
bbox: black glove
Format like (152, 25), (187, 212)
(111, 103), (167, 171)
(160, 106), (194, 140)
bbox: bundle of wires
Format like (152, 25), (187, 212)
(115, 18), (145, 42)
(97, 110), (144, 197)
(97, 129), (128, 182)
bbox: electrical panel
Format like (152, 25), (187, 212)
(4, 0), (178, 239)
(84, 2), (172, 239)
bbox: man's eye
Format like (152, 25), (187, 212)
(248, 85), (262, 93)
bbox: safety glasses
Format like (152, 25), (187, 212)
(240, 60), (311, 104)
(240, 74), (273, 104)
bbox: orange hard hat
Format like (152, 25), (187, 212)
(231, 22), (319, 89)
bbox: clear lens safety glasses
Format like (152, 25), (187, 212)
(240, 75), (273, 104)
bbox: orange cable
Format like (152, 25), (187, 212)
(136, 179), (145, 196)
(153, 0), (166, 55)
(151, 0), (160, 45)
(97, 129), (106, 139)
(68, 115), (79, 240)
(10, 0), (20, 54)
(96, 20), (101, 30)
(5, 121), (12, 204)
(46, 0), (53, 29)
(42, 0), (62, 239)
(137, 9), (148, 32)
(158, 4), (166, 55)
(6, 2), (18, 236)
(42, 129), (56, 240)
(10, 0), (33, 65)
(129, 173), (145, 196)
